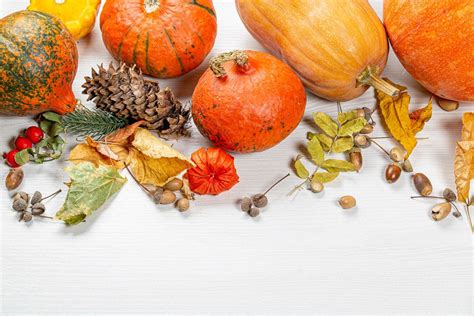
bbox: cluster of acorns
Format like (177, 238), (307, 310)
(3, 126), (44, 168)
(142, 178), (192, 212)
(11, 190), (59, 223)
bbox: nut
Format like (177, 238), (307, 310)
(20, 212), (33, 222)
(13, 199), (28, 212)
(159, 190), (176, 205)
(413, 173), (433, 196)
(30, 191), (42, 205)
(240, 197), (252, 212)
(359, 124), (374, 134)
(385, 163), (402, 183)
(31, 203), (46, 215)
(363, 107), (373, 121)
(248, 207), (260, 217)
(176, 198), (190, 212)
(252, 194), (268, 208)
(402, 159), (414, 173)
(13, 191), (29, 204)
(436, 97), (459, 112)
(443, 188), (457, 202)
(338, 195), (356, 209)
(152, 187), (164, 204)
(389, 147), (405, 162)
(354, 134), (370, 148)
(355, 108), (365, 118)
(5, 168), (24, 191)
(164, 179), (183, 192)
(349, 148), (363, 171)
(310, 178), (324, 193)
(431, 202), (451, 221)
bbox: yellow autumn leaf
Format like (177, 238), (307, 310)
(69, 143), (124, 169)
(455, 113), (474, 203)
(127, 128), (194, 186)
(376, 80), (432, 158)
(462, 112), (474, 141)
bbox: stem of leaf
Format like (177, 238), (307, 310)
(263, 173), (290, 196)
(40, 189), (62, 202)
(367, 137), (391, 158)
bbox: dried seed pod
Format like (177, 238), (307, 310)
(413, 173), (433, 197)
(31, 203), (46, 215)
(452, 210), (462, 218)
(12, 199), (28, 212)
(13, 191), (29, 203)
(159, 190), (176, 205)
(338, 195), (356, 209)
(30, 191), (42, 205)
(240, 197), (252, 212)
(431, 202), (451, 221)
(20, 211), (33, 222)
(436, 97), (459, 112)
(355, 108), (365, 118)
(363, 107), (372, 121)
(252, 194), (268, 208)
(164, 178), (183, 192)
(176, 198), (190, 212)
(443, 188), (457, 202)
(402, 159), (414, 172)
(151, 187), (164, 204)
(349, 148), (363, 171)
(309, 178), (324, 193)
(385, 163), (402, 183)
(354, 134), (370, 148)
(248, 207), (260, 217)
(359, 124), (374, 134)
(389, 147), (404, 162)
(5, 168), (24, 191)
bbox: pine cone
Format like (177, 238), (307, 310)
(82, 62), (190, 136)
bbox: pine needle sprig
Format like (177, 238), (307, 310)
(62, 105), (128, 140)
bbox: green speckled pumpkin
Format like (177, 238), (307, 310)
(0, 10), (78, 115)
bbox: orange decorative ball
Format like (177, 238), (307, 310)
(192, 50), (306, 153)
(384, 0), (474, 101)
(100, 0), (217, 79)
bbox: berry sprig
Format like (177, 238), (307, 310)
(3, 112), (66, 167)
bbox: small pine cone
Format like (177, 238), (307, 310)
(82, 62), (190, 136)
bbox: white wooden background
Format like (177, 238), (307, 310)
(1, 1), (473, 314)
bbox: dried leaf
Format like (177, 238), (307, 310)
(409, 98), (433, 135)
(462, 112), (474, 141)
(293, 155), (309, 179)
(55, 162), (127, 225)
(105, 120), (144, 145)
(68, 143), (123, 169)
(321, 159), (357, 173)
(307, 137), (324, 166)
(312, 172), (339, 183)
(316, 134), (333, 151)
(338, 118), (367, 137)
(313, 112), (338, 137)
(128, 128), (193, 186)
(337, 111), (356, 125)
(455, 141), (474, 203)
(332, 137), (354, 153)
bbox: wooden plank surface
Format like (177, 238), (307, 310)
(1, 0), (473, 314)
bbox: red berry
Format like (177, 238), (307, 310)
(4, 149), (20, 168)
(15, 136), (33, 150)
(25, 126), (44, 144)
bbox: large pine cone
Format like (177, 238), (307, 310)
(82, 63), (190, 136)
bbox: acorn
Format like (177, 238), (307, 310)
(159, 190), (176, 205)
(436, 97), (459, 112)
(385, 163), (402, 183)
(176, 198), (190, 212)
(252, 194), (268, 208)
(164, 179), (183, 192)
(309, 178), (324, 193)
(5, 168), (24, 191)
(354, 134), (370, 148)
(13, 199), (28, 212)
(402, 159), (414, 172)
(389, 147), (404, 162)
(248, 207), (260, 217)
(240, 197), (252, 212)
(338, 195), (356, 209)
(431, 202), (451, 221)
(355, 108), (365, 118)
(413, 173), (432, 196)
(359, 124), (374, 134)
(20, 212), (33, 222)
(443, 188), (457, 202)
(31, 203), (46, 215)
(349, 148), (363, 171)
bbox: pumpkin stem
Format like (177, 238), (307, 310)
(357, 66), (400, 97)
(144, 0), (160, 13)
(209, 50), (249, 78)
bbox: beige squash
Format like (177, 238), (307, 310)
(236, 0), (397, 101)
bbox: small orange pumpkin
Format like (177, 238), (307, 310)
(0, 10), (78, 115)
(192, 50), (306, 153)
(100, 0), (217, 78)
(384, 0), (474, 101)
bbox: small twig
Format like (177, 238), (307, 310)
(263, 173), (290, 196)
(124, 164), (152, 194)
(367, 137), (391, 157)
(369, 136), (429, 140)
(40, 189), (62, 202)
(411, 195), (445, 200)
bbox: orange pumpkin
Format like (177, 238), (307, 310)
(100, 0), (217, 78)
(0, 10), (78, 115)
(384, 0), (474, 101)
(236, 0), (398, 101)
(192, 50), (306, 153)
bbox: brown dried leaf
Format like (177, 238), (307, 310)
(410, 98), (432, 135)
(454, 140), (474, 203)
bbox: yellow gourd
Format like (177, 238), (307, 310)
(28, 0), (101, 40)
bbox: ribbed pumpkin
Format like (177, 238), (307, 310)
(384, 0), (474, 102)
(0, 10), (78, 116)
(100, 0), (217, 78)
(192, 50), (306, 153)
(236, 0), (398, 101)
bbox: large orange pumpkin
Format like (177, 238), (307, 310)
(236, 0), (398, 101)
(384, 0), (474, 102)
(100, 0), (217, 79)
(192, 50), (306, 153)
(0, 10), (78, 115)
